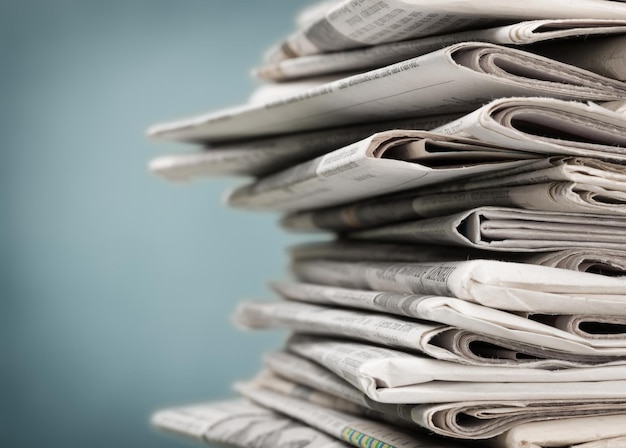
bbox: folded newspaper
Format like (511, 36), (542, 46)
(266, 0), (626, 60)
(226, 130), (538, 211)
(235, 300), (626, 365)
(281, 155), (626, 232)
(271, 282), (626, 350)
(288, 241), (626, 276)
(238, 369), (626, 447)
(148, 43), (626, 142)
(433, 97), (626, 162)
(151, 398), (349, 448)
(148, 115), (459, 181)
(272, 335), (626, 403)
(348, 206), (626, 252)
(263, 350), (626, 439)
(257, 19), (626, 81)
(291, 259), (626, 315)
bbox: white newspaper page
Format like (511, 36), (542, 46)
(282, 335), (626, 404)
(350, 207), (626, 252)
(151, 399), (348, 448)
(257, 20), (626, 81)
(235, 300), (626, 364)
(226, 130), (537, 211)
(266, 0), (626, 60)
(525, 249), (626, 275)
(149, 115), (461, 181)
(433, 97), (626, 163)
(494, 415), (626, 448)
(148, 44), (626, 143)
(281, 156), (626, 232)
(236, 383), (456, 448)
(271, 281), (626, 352)
(265, 349), (626, 440)
(291, 259), (626, 315)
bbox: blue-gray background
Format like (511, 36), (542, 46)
(3, 1), (313, 446)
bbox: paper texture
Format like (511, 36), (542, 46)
(264, 348), (626, 440)
(349, 206), (626, 252)
(226, 130), (537, 211)
(148, 44), (626, 142)
(257, 20), (626, 81)
(151, 398), (348, 448)
(149, 115), (459, 181)
(291, 259), (626, 315)
(266, 0), (626, 60)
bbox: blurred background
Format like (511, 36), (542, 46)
(3, 0), (313, 446)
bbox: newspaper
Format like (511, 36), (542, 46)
(494, 415), (626, 448)
(151, 398), (349, 448)
(265, 0), (626, 60)
(433, 97), (626, 163)
(278, 335), (626, 403)
(287, 241), (626, 276)
(535, 35), (626, 81)
(147, 43), (626, 143)
(234, 300), (626, 365)
(264, 349), (626, 439)
(291, 259), (626, 315)
(349, 206), (626, 252)
(148, 115), (461, 181)
(281, 155), (626, 232)
(271, 281), (626, 350)
(235, 383), (456, 448)
(225, 130), (538, 211)
(256, 20), (626, 81)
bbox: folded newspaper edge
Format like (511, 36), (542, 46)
(226, 130), (538, 211)
(263, 351), (626, 439)
(256, 19), (626, 81)
(235, 299), (626, 365)
(148, 115), (461, 181)
(286, 241), (626, 275)
(147, 43), (626, 142)
(291, 259), (626, 315)
(271, 281), (626, 349)
(279, 335), (626, 404)
(266, 0), (626, 60)
(349, 206), (626, 252)
(151, 398), (349, 448)
(433, 97), (626, 162)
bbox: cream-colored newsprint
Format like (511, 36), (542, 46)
(226, 131), (537, 211)
(287, 241), (626, 275)
(151, 398), (349, 448)
(291, 259), (626, 315)
(494, 416), (626, 448)
(147, 44), (626, 142)
(350, 207), (626, 252)
(257, 20), (626, 81)
(236, 382), (456, 448)
(148, 115), (459, 181)
(266, 0), (626, 60)
(264, 349), (626, 440)
(281, 156), (626, 232)
(234, 300), (626, 365)
(434, 97), (626, 163)
(277, 335), (626, 404)
(271, 282), (626, 353)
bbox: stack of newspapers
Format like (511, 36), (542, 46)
(148, 1), (626, 447)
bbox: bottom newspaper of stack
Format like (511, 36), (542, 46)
(153, 242), (626, 448)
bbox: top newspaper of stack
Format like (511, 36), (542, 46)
(147, 41), (626, 143)
(265, 0), (626, 60)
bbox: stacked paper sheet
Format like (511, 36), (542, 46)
(147, 1), (626, 447)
